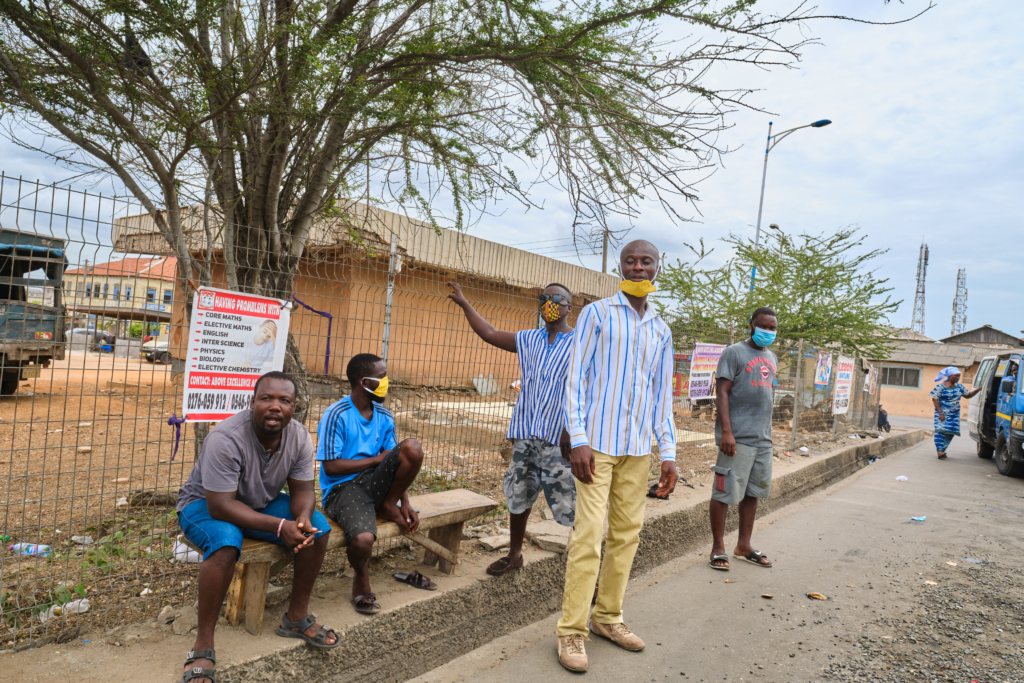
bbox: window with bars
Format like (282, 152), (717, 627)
(880, 366), (922, 389)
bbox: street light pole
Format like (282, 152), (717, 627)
(749, 118), (832, 291)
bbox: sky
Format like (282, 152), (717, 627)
(463, 0), (1024, 341)
(1, 1), (1020, 340)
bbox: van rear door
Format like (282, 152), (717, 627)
(967, 357), (995, 441)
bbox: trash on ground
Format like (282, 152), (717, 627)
(895, 476), (908, 482)
(945, 561), (957, 566)
(783, 451), (793, 457)
(39, 598), (90, 623)
(71, 536), (94, 546)
(924, 580), (938, 586)
(472, 374), (499, 396)
(962, 557), (984, 564)
(724, 579), (736, 583)
(911, 516), (926, 522)
(867, 456), (877, 464)
(799, 446), (809, 453)
(172, 539), (202, 564)
(140, 588), (154, 596)
(9, 543), (50, 557)
(806, 592), (829, 601)
(761, 594), (773, 599)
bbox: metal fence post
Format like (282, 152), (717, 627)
(790, 339), (804, 450)
(381, 236), (398, 362)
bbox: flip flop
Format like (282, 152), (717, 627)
(275, 613), (340, 649)
(709, 553), (730, 571)
(393, 570), (437, 591)
(351, 593), (381, 615)
(734, 550), (772, 568)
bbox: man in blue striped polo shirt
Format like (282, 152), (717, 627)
(556, 239), (678, 672)
(448, 281), (576, 577)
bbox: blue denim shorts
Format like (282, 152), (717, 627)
(178, 493), (331, 561)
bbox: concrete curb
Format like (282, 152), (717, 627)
(221, 429), (927, 683)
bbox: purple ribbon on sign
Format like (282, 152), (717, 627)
(167, 414), (185, 461)
(291, 293), (333, 375)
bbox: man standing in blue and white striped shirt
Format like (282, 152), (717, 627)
(448, 281), (577, 578)
(556, 240), (677, 673)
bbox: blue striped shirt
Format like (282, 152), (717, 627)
(506, 328), (574, 445)
(566, 291), (676, 461)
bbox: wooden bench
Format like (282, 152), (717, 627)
(185, 489), (498, 635)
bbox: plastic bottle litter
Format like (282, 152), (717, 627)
(71, 536), (94, 546)
(895, 476), (908, 482)
(172, 539), (202, 564)
(9, 543), (50, 557)
(38, 598), (90, 623)
(910, 516), (926, 522)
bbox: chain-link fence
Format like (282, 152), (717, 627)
(0, 175), (880, 648)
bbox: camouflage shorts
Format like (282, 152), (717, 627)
(502, 438), (576, 526)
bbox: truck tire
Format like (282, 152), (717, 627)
(0, 373), (20, 396)
(159, 351), (172, 365)
(977, 438), (994, 459)
(994, 436), (1024, 477)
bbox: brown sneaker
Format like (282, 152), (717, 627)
(557, 634), (589, 672)
(590, 620), (645, 651)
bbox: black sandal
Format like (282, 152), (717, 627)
(393, 570), (438, 590)
(275, 613), (340, 649)
(180, 649), (216, 682)
(734, 549), (773, 567)
(351, 593), (381, 615)
(709, 553), (730, 571)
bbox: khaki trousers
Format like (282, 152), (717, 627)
(556, 450), (649, 636)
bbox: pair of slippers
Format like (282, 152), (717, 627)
(709, 550), (772, 571)
(351, 570), (438, 615)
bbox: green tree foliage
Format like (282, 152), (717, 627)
(658, 228), (901, 359)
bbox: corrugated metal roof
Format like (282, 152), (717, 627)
(111, 202), (619, 300)
(876, 341), (994, 366)
(66, 256), (177, 281)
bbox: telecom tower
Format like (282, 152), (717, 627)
(911, 242), (928, 335)
(951, 268), (967, 336)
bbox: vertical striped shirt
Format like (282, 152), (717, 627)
(566, 291), (676, 461)
(506, 328), (574, 445)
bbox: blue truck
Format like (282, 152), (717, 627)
(966, 351), (1024, 477)
(0, 229), (67, 395)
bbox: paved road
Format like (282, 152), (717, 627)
(410, 435), (1024, 683)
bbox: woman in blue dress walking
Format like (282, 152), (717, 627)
(930, 366), (982, 459)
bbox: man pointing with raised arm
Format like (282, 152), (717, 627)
(556, 240), (678, 673)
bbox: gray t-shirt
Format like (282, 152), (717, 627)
(714, 340), (778, 448)
(176, 409), (315, 512)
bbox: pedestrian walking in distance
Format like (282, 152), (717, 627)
(930, 366), (981, 459)
(447, 280), (577, 577)
(557, 240), (678, 673)
(708, 307), (779, 572)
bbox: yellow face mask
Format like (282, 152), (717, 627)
(364, 376), (389, 398)
(619, 279), (657, 297)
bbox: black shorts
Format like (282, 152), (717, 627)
(323, 445), (402, 540)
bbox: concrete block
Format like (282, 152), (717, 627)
(265, 584), (291, 607)
(478, 534), (510, 551)
(525, 521), (571, 552)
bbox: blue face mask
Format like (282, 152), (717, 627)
(752, 327), (776, 348)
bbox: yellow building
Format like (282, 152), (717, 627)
(63, 257), (177, 332)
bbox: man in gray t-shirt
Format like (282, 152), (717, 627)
(175, 373), (338, 682)
(708, 307), (779, 572)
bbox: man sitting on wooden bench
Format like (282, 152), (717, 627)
(175, 372), (338, 683)
(317, 353), (426, 615)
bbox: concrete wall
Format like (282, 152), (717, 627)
(878, 361), (979, 418)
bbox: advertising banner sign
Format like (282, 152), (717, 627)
(183, 287), (291, 421)
(832, 355), (855, 415)
(814, 350), (832, 388)
(688, 342), (727, 399)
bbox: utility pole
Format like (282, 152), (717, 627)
(601, 229), (610, 274)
